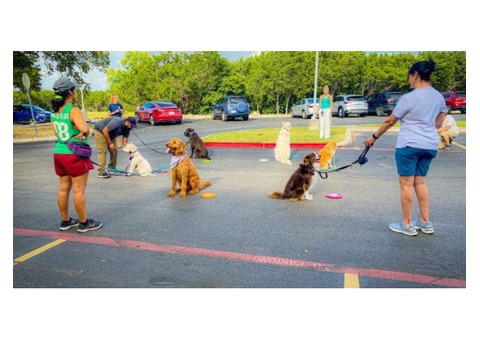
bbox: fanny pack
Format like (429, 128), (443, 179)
(58, 141), (92, 158)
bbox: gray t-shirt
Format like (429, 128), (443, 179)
(393, 87), (447, 150)
(94, 116), (131, 140)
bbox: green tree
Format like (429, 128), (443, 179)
(13, 51), (110, 91)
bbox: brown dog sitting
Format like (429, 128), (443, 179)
(268, 153), (320, 201)
(165, 138), (212, 197)
(184, 128), (210, 160)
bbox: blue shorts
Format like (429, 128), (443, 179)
(395, 147), (437, 177)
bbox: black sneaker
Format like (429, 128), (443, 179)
(78, 219), (103, 233)
(60, 218), (80, 231)
(98, 172), (111, 179)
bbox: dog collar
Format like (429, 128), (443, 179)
(170, 154), (186, 168)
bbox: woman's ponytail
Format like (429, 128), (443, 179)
(51, 91), (69, 113)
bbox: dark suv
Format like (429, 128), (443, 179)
(367, 92), (405, 116)
(211, 96), (251, 121)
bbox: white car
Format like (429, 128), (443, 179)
(290, 98), (319, 119)
(332, 95), (368, 118)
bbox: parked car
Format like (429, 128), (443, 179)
(135, 102), (182, 125)
(332, 95), (368, 118)
(367, 92), (405, 116)
(290, 98), (319, 119)
(13, 104), (51, 124)
(211, 96), (250, 121)
(442, 91), (466, 114)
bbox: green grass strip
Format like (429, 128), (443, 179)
(203, 127), (346, 143)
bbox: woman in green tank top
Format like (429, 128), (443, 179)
(51, 77), (102, 233)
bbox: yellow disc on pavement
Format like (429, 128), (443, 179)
(201, 192), (216, 198)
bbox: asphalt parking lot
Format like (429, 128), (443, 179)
(12, 115), (466, 288)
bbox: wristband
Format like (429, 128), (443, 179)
(372, 133), (379, 140)
(108, 142), (114, 146)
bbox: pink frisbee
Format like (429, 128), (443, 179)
(326, 193), (343, 199)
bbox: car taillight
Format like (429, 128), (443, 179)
(364, 100), (368, 104)
(343, 101), (352, 105)
(308, 105), (314, 108)
(226, 103), (231, 108)
(386, 99), (392, 104)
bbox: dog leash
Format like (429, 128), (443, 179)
(315, 146), (371, 179)
(133, 132), (190, 154)
(91, 159), (182, 176)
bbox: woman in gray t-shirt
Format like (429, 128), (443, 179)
(364, 59), (447, 236)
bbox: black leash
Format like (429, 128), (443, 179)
(315, 146), (371, 179)
(133, 132), (190, 155)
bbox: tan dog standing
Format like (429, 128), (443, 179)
(165, 138), (211, 197)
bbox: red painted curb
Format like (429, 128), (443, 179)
(13, 228), (466, 288)
(204, 142), (326, 149)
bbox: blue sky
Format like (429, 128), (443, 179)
(41, 51), (260, 91)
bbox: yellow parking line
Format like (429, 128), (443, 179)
(452, 141), (466, 150)
(13, 239), (66, 266)
(344, 273), (360, 288)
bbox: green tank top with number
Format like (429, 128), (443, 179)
(51, 104), (87, 154)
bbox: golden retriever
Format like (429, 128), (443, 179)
(165, 138), (211, 197)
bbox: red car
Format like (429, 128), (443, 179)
(442, 92), (466, 114)
(135, 101), (183, 125)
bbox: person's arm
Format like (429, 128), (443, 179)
(122, 136), (129, 147)
(70, 107), (90, 140)
(436, 113), (447, 129)
(102, 126), (115, 152)
(364, 114), (398, 146)
(437, 125), (451, 133)
(329, 95), (333, 118)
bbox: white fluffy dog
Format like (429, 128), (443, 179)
(274, 122), (292, 165)
(122, 143), (153, 176)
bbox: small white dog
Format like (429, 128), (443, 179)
(122, 143), (153, 176)
(274, 122), (292, 165)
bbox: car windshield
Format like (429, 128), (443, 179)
(307, 99), (320, 104)
(442, 93), (451, 98)
(345, 96), (365, 101)
(456, 92), (466, 98)
(230, 97), (247, 104)
(156, 102), (176, 107)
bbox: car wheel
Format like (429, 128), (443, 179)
(360, 112), (367, 118)
(376, 106), (385, 116)
(150, 115), (156, 126)
(222, 111), (228, 121)
(290, 111), (295, 118)
(302, 110), (307, 119)
(211, 111), (216, 120)
(338, 107), (345, 118)
(135, 113), (140, 123)
(446, 105), (452, 114)
(28, 117), (34, 125)
(243, 115), (249, 121)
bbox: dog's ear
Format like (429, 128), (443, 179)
(177, 140), (185, 155)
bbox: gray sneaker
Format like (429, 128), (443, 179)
(412, 220), (434, 234)
(389, 222), (418, 236)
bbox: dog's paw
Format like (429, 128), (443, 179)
(188, 189), (199, 195)
(167, 191), (176, 197)
(179, 191), (187, 197)
(306, 195), (313, 200)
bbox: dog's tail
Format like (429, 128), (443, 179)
(268, 191), (285, 200)
(200, 181), (212, 189)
